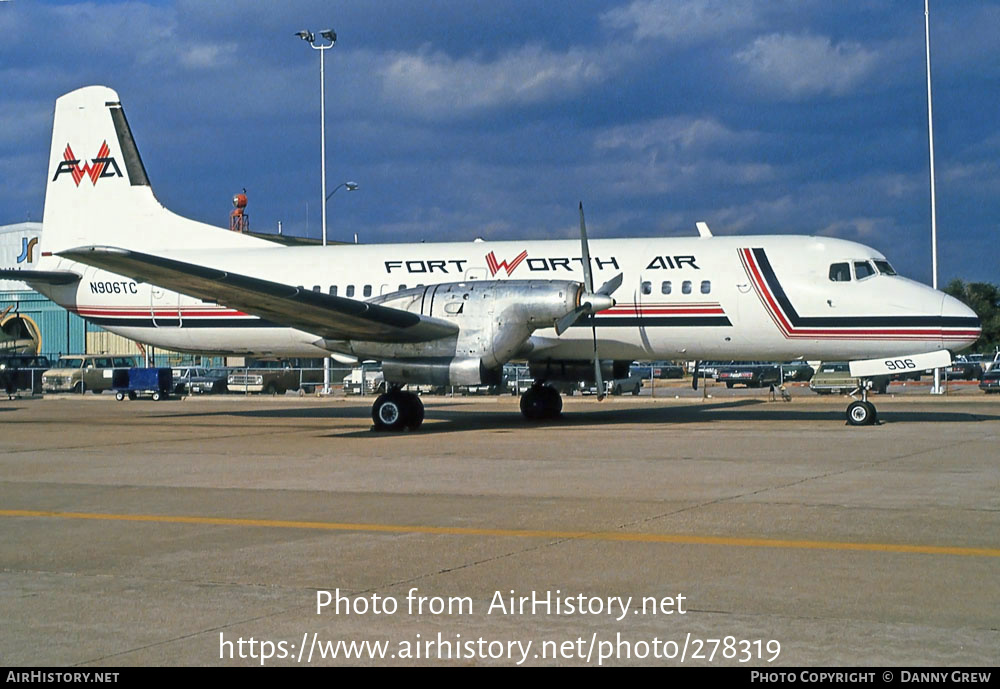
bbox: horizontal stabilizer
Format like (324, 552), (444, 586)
(58, 246), (459, 343)
(0, 269), (80, 285)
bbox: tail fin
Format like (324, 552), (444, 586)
(41, 85), (275, 255)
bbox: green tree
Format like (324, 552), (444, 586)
(943, 280), (1000, 353)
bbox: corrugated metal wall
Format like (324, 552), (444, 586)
(1, 290), (86, 357)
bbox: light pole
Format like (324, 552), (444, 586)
(924, 2), (943, 395)
(297, 28), (337, 393)
(296, 29), (337, 247)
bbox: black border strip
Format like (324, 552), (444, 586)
(751, 248), (979, 329)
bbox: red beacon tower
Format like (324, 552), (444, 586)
(229, 189), (249, 233)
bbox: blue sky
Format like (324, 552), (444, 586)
(1, 0), (997, 284)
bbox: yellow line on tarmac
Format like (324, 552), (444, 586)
(2, 509), (998, 558)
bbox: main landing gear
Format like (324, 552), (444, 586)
(520, 383), (562, 421)
(371, 387), (424, 431)
(845, 380), (878, 426)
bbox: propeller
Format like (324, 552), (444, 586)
(554, 203), (623, 401)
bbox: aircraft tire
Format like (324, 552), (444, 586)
(403, 392), (424, 431)
(846, 400), (876, 426)
(520, 384), (561, 420)
(372, 392), (407, 431)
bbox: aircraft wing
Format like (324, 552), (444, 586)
(58, 246), (459, 343)
(0, 269), (80, 285)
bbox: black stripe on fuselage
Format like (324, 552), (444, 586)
(88, 315), (731, 330)
(578, 316), (732, 328)
(751, 248), (979, 328)
(84, 317), (283, 328)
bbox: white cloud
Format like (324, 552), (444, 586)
(816, 217), (889, 240)
(603, 0), (757, 42)
(596, 116), (754, 154)
(377, 44), (613, 119)
(175, 42), (239, 70)
(736, 33), (878, 98)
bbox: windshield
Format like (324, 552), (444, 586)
(873, 260), (896, 276)
(56, 358), (84, 369)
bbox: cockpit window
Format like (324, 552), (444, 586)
(829, 263), (851, 282)
(854, 261), (876, 280)
(873, 260), (896, 276)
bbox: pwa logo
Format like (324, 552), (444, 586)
(17, 237), (38, 264)
(485, 250), (528, 277)
(52, 141), (123, 186)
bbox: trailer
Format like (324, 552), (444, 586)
(112, 367), (173, 401)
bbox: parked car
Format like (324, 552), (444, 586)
(187, 368), (231, 395)
(778, 361), (814, 382)
(170, 366), (211, 394)
(342, 366), (385, 395)
(716, 361), (781, 388)
(691, 361), (731, 380)
(809, 362), (889, 395)
(979, 368), (1000, 394)
(943, 357), (984, 381)
(966, 352), (1000, 374)
(227, 360), (300, 394)
(608, 373), (643, 395)
(0, 354), (52, 397)
(41, 355), (138, 393)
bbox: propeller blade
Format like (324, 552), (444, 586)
(692, 360), (699, 390)
(555, 305), (587, 336)
(596, 272), (623, 297)
(592, 316), (605, 401)
(578, 202), (594, 294)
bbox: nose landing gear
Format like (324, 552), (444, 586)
(845, 380), (879, 426)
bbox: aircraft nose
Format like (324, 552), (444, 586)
(941, 292), (981, 350)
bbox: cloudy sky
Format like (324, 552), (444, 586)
(1, 0), (997, 284)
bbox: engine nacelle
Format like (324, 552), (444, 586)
(529, 360), (631, 384)
(328, 280), (583, 386)
(382, 357), (502, 387)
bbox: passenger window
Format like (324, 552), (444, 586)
(398, 284), (407, 291)
(682, 281), (692, 294)
(346, 285), (355, 297)
(363, 285), (372, 297)
(829, 263), (851, 282)
(328, 286), (337, 296)
(700, 280), (711, 294)
(641, 281), (651, 295)
(312, 285), (320, 292)
(661, 281), (672, 295)
(854, 261), (876, 280)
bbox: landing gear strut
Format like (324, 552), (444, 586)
(520, 383), (562, 421)
(845, 380), (878, 426)
(372, 387), (424, 431)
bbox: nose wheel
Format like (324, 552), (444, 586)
(520, 383), (562, 421)
(845, 380), (878, 426)
(372, 389), (424, 431)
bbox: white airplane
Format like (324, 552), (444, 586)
(2, 86), (981, 429)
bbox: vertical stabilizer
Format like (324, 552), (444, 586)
(41, 86), (275, 255)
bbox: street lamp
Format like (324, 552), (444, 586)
(297, 28), (338, 395)
(327, 181), (358, 202)
(295, 28), (337, 247)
